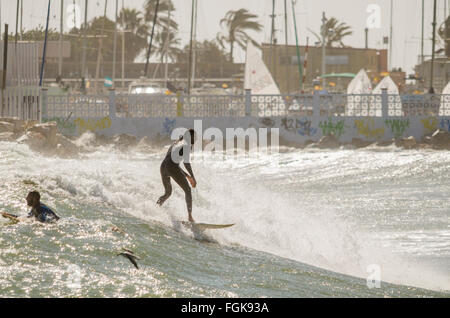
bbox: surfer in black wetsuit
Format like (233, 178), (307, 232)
(157, 129), (197, 223)
(26, 191), (59, 223)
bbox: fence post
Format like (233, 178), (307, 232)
(40, 88), (48, 123)
(245, 89), (252, 116)
(109, 88), (116, 118)
(313, 90), (320, 118)
(381, 88), (388, 118)
(177, 90), (184, 117)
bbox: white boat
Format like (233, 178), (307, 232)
(346, 69), (373, 116)
(244, 41), (285, 116)
(373, 75), (403, 116)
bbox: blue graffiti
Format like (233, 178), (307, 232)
(440, 119), (450, 132)
(162, 118), (176, 135)
(297, 118), (317, 137)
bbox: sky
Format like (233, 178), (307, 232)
(0, 0), (445, 74)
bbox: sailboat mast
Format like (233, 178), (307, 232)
(389, 0), (393, 70)
(284, 0), (290, 94)
(291, 0), (303, 92)
(164, 4), (172, 86)
(270, 0), (276, 74)
(191, 0), (198, 91)
(187, 0), (195, 94)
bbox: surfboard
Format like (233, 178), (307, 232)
(1, 212), (20, 223)
(181, 221), (235, 230)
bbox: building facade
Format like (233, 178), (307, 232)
(415, 58), (450, 93)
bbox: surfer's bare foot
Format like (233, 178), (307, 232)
(156, 197), (165, 206)
(188, 214), (194, 223)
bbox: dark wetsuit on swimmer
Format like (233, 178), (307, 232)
(26, 191), (59, 223)
(157, 131), (196, 222)
(28, 204), (59, 223)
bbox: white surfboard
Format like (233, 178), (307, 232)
(181, 221), (235, 230)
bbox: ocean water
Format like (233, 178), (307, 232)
(0, 140), (449, 298)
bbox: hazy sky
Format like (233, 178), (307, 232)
(0, 0), (444, 74)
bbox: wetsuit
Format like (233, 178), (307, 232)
(28, 204), (59, 223)
(157, 138), (194, 214)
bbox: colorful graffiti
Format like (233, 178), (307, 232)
(297, 118), (317, 137)
(385, 119), (410, 138)
(354, 118), (385, 139)
(74, 116), (112, 134)
(319, 118), (345, 138)
(440, 119), (450, 132)
(281, 117), (317, 136)
(162, 118), (176, 135)
(421, 117), (438, 135)
(43, 117), (76, 135)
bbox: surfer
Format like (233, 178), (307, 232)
(157, 129), (197, 223)
(26, 191), (60, 223)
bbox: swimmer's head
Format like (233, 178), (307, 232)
(26, 191), (40, 207)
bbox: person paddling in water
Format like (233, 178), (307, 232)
(26, 191), (60, 223)
(157, 129), (197, 222)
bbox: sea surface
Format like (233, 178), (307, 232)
(0, 140), (449, 297)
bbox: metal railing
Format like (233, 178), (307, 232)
(39, 89), (450, 120)
(0, 86), (40, 120)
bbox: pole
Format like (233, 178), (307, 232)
(81, 0), (88, 92)
(15, 0), (19, 45)
(430, 0), (437, 93)
(191, 0), (197, 90)
(20, 0), (23, 41)
(284, 0), (290, 94)
(112, 0), (118, 85)
(144, 0), (160, 77)
(58, 0), (63, 81)
(302, 37), (309, 91)
(15, 0), (19, 85)
(270, 0), (276, 73)
(187, 0), (195, 94)
(121, 0), (125, 88)
(1, 24), (8, 116)
(291, 0), (303, 92)
(445, 0), (447, 23)
(164, 4), (172, 86)
(389, 0), (393, 70)
(95, 0), (108, 93)
(321, 11), (327, 89)
(39, 0), (51, 87)
(421, 0), (424, 65)
(365, 27), (368, 49)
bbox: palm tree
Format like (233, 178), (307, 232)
(437, 16), (450, 57)
(154, 29), (181, 63)
(118, 8), (149, 61)
(217, 8), (263, 62)
(309, 17), (353, 47)
(144, 0), (178, 30)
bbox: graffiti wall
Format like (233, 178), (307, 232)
(43, 113), (449, 145)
